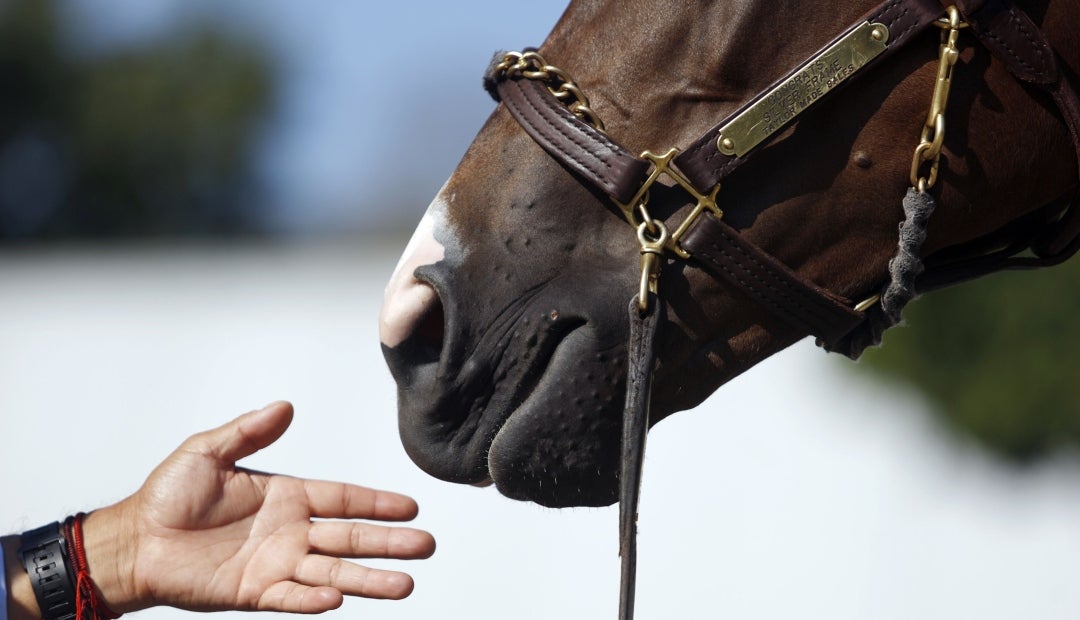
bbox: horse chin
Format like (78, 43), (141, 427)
(484, 329), (624, 508)
(486, 404), (621, 508)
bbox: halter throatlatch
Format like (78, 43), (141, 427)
(485, 1), (1080, 617)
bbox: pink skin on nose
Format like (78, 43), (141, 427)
(380, 207), (446, 348)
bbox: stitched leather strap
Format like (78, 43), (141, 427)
(674, 0), (945, 193)
(681, 213), (865, 347)
(960, 0), (1057, 85)
(957, 0), (1080, 178)
(618, 294), (661, 620)
(488, 74), (651, 204)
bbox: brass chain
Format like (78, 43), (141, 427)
(493, 52), (725, 311)
(910, 6), (966, 191)
(495, 51), (606, 132)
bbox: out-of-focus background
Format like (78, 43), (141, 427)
(1, 1), (1078, 618)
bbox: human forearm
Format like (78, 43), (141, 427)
(2, 534), (39, 620)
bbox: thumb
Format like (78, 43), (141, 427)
(194, 401), (295, 464)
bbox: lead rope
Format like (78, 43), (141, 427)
(838, 9), (961, 357)
(842, 188), (937, 355)
(883, 188), (938, 322)
(619, 293), (662, 620)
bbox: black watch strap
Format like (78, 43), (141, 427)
(19, 521), (78, 620)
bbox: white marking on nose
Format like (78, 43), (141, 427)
(379, 194), (452, 348)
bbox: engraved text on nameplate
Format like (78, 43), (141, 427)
(716, 21), (889, 157)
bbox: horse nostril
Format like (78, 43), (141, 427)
(414, 286), (445, 353)
(380, 210), (448, 352)
(379, 276), (444, 351)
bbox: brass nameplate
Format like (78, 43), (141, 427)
(716, 21), (890, 157)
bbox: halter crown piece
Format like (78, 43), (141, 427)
(484, 1), (1080, 618)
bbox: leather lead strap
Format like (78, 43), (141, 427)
(618, 294), (661, 620)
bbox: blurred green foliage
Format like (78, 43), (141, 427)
(856, 258), (1080, 463)
(0, 0), (272, 238)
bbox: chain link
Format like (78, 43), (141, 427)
(910, 6), (966, 191)
(495, 51), (606, 132)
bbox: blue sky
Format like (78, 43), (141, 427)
(60, 1), (567, 233)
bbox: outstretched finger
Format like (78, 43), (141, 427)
(257, 581), (344, 614)
(309, 520), (436, 559)
(303, 480), (421, 521)
(295, 555), (416, 600)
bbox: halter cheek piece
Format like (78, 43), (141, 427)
(483, 1), (1080, 618)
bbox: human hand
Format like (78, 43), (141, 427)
(82, 401), (435, 614)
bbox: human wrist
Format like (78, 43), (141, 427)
(6, 507), (143, 620)
(79, 507), (142, 615)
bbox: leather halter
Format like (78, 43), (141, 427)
(484, 0), (1080, 617)
(485, 0), (1080, 355)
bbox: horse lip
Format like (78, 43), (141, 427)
(391, 270), (587, 487)
(462, 318), (586, 480)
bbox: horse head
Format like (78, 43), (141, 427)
(381, 0), (1079, 508)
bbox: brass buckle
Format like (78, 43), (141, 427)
(614, 148), (722, 259)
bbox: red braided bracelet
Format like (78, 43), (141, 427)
(62, 514), (121, 620)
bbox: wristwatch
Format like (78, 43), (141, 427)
(18, 522), (77, 620)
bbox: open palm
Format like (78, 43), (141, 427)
(93, 402), (434, 614)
